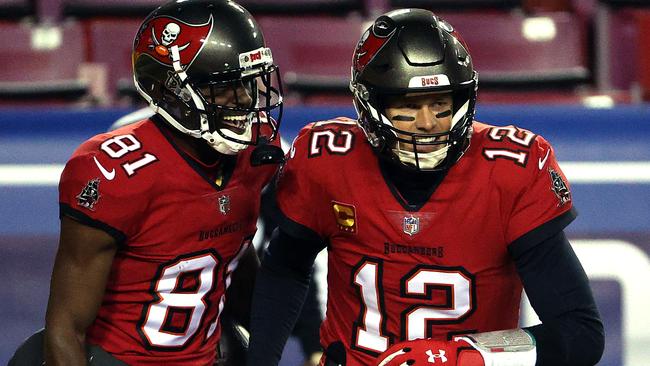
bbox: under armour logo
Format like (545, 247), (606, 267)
(426, 349), (448, 363)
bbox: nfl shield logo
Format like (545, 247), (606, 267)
(218, 195), (230, 215)
(403, 215), (420, 236)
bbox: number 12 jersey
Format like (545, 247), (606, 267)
(273, 118), (576, 366)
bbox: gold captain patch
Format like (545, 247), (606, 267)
(332, 201), (357, 233)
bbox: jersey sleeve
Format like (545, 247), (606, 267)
(504, 134), (576, 253)
(58, 138), (148, 243)
(270, 124), (330, 241)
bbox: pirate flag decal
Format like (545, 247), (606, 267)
(353, 18), (396, 73)
(76, 178), (101, 211)
(134, 15), (213, 68)
(549, 168), (571, 206)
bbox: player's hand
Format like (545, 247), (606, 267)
(375, 338), (485, 366)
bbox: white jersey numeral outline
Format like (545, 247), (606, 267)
(100, 134), (159, 177)
(140, 251), (219, 349)
(352, 258), (475, 355)
(483, 126), (537, 167)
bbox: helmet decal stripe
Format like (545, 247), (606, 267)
(354, 28), (394, 73)
(452, 99), (470, 127)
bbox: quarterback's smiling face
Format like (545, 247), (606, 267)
(384, 92), (453, 153)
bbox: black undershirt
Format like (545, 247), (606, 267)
(378, 158), (447, 210)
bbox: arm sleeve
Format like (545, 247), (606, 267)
(293, 277), (324, 357)
(512, 231), (605, 366)
(245, 228), (326, 366)
(258, 180), (324, 359)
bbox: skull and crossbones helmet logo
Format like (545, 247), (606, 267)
(149, 21), (191, 57)
(161, 22), (180, 46)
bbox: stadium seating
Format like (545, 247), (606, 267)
(439, 11), (589, 88)
(523, 0), (573, 12)
(389, 0), (521, 11)
(0, 0), (34, 19)
(2, 0), (650, 105)
(597, 7), (638, 91)
(238, 0), (365, 15)
(60, 0), (365, 18)
(61, 0), (159, 18)
(598, 0), (650, 5)
(84, 19), (141, 104)
(256, 11), (591, 104)
(0, 21), (92, 104)
(637, 10), (650, 101)
(594, 0), (650, 101)
(257, 16), (366, 103)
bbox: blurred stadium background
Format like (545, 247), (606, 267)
(1, 0), (650, 365)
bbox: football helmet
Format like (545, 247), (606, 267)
(350, 9), (477, 170)
(133, 0), (283, 155)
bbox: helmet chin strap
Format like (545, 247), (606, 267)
(168, 46), (252, 155)
(203, 123), (252, 155)
(452, 99), (470, 126)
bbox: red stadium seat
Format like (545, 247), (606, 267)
(238, 0), (365, 15)
(84, 19), (141, 104)
(598, 7), (639, 91)
(257, 16), (366, 104)
(260, 12), (589, 104)
(595, 3), (650, 101)
(634, 10), (650, 101)
(62, 0), (159, 18)
(62, 0), (363, 18)
(0, 21), (92, 105)
(389, 0), (522, 11)
(438, 11), (590, 88)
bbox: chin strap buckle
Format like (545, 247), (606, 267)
(250, 138), (284, 166)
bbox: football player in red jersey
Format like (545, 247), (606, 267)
(41, 0), (283, 365)
(246, 9), (604, 366)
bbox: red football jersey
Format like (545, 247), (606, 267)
(275, 118), (575, 366)
(58, 119), (278, 365)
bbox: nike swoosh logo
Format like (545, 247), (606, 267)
(538, 150), (550, 170)
(94, 156), (115, 180)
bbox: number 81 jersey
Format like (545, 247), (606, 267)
(58, 119), (277, 365)
(273, 118), (576, 366)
